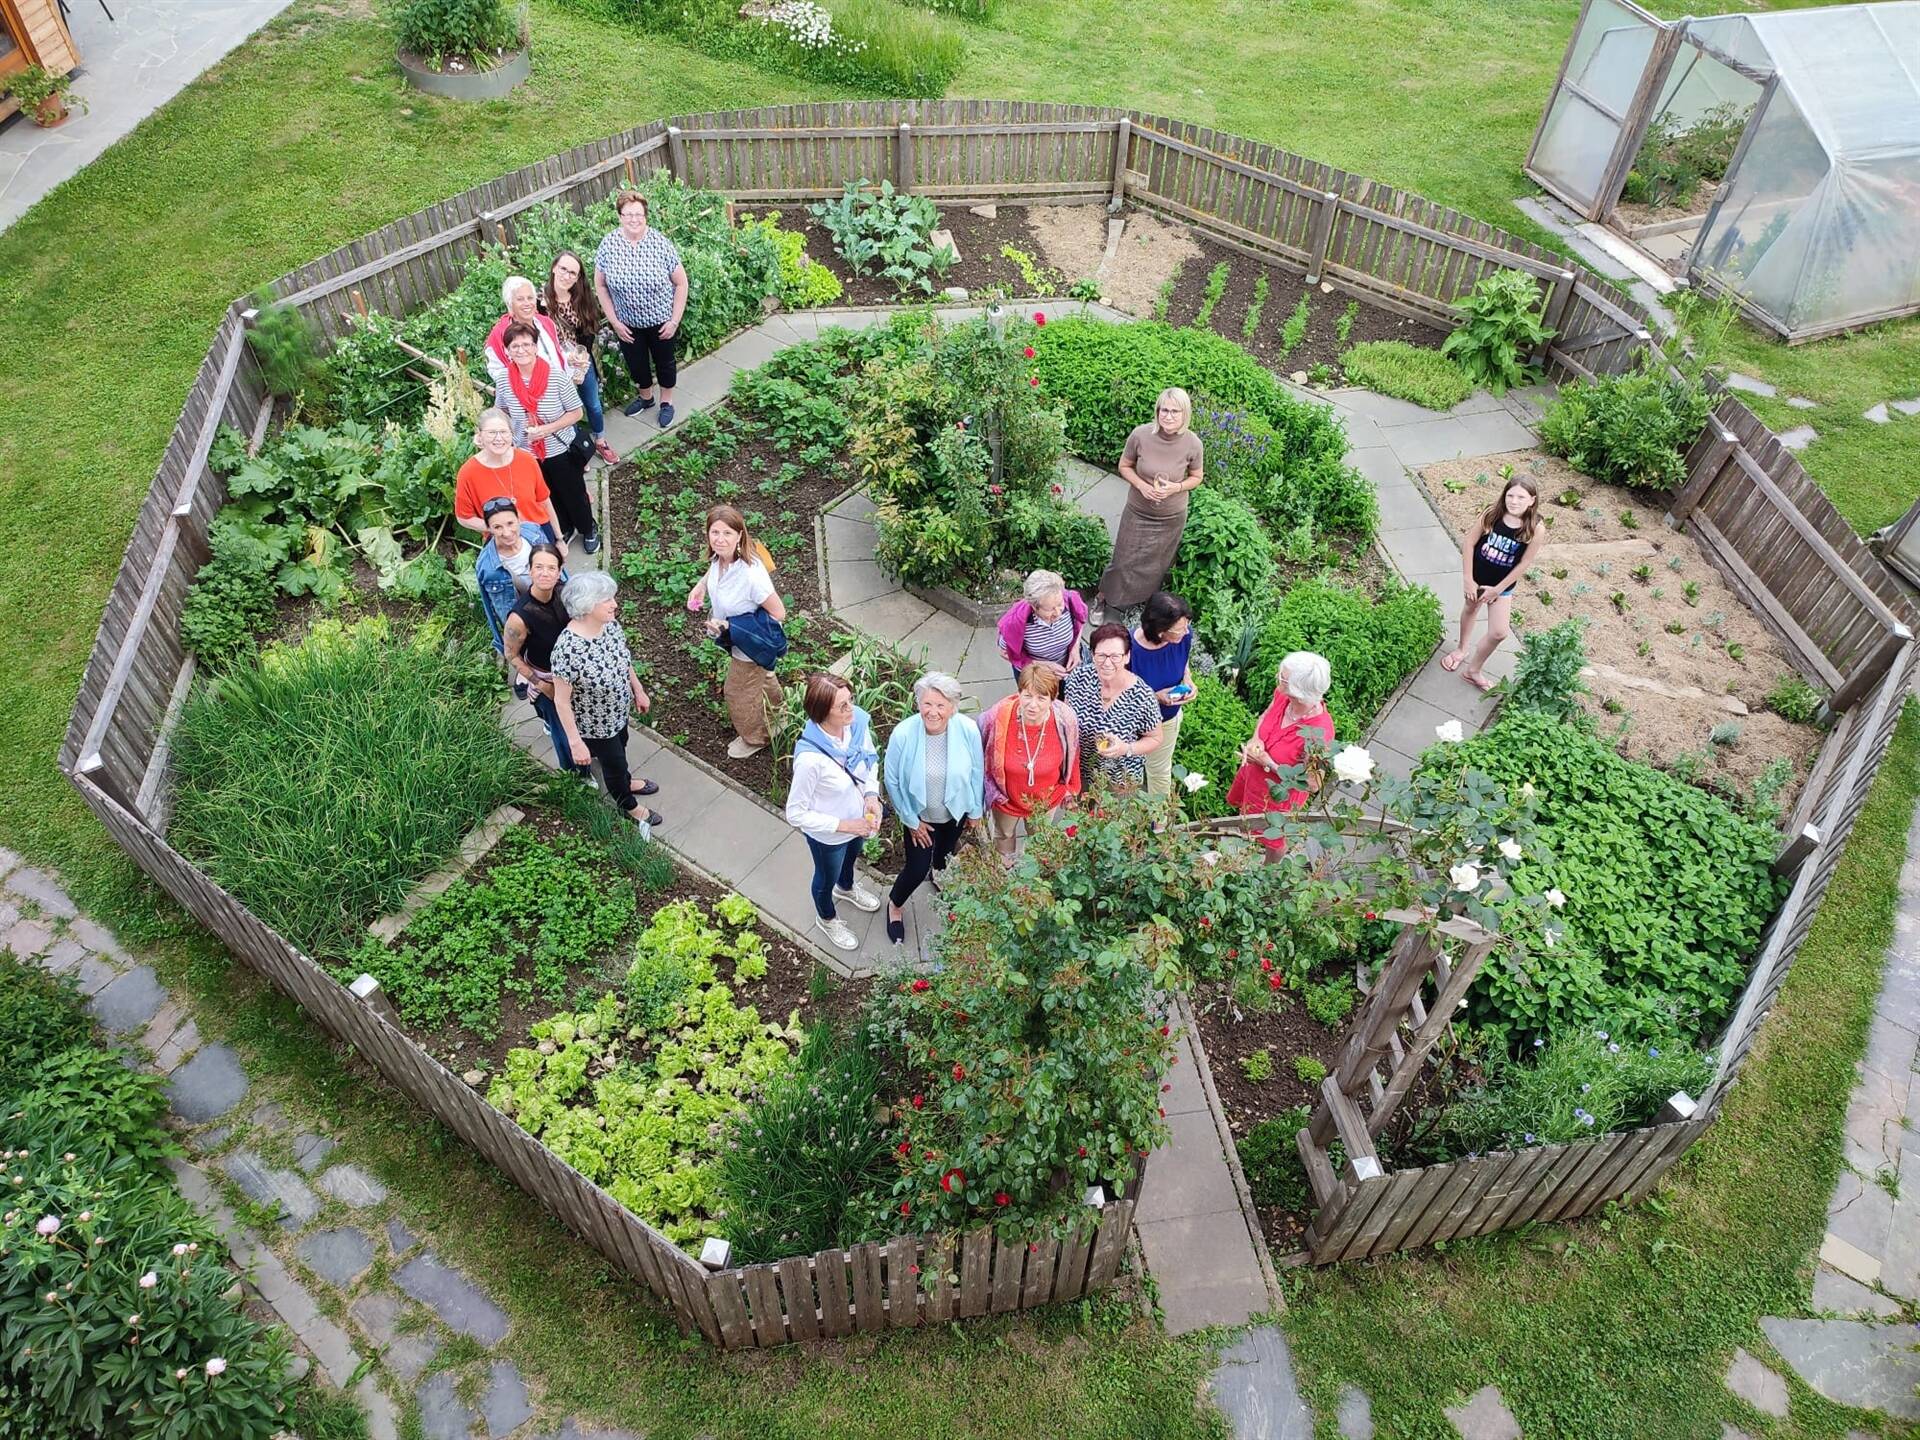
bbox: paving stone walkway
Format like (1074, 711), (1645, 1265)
(0, 848), (638, 1440)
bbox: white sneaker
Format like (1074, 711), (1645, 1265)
(727, 737), (766, 759)
(835, 883), (881, 913)
(815, 916), (859, 951)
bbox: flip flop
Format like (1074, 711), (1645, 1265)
(1462, 670), (1496, 692)
(1440, 649), (1468, 673)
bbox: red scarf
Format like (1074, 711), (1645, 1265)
(507, 357), (555, 460)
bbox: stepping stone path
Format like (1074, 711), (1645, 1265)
(1786, 396), (1817, 410)
(1776, 424), (1818, 452)
(1336, 1385), (1375, 1439)
(1864, 403), (1890, 424)
(1723, 1347), (1790, 1417)
(1443, 1385), (1522, 1439)
(1724, 372), (1778, 398)
(0, 843), (670, 1439)
(1759, 1318), (1920, 1421)
(1208, 1326), (1314, 1439)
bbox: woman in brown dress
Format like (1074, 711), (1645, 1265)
(1097, 387), (1204, 614)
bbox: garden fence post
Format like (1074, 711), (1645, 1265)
(897, 123), (913, 193)
(1539, 269), (1577, 366)
(1109, 117), (1131, 208)
(1303, 190), (1340, 286)
(666, 125), (686, 181)
(1769, 822), (1821, 880)
(1829, 625), (1913, 713)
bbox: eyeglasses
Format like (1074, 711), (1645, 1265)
(1093, 651), (1126, 664)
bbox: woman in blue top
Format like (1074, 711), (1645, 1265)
(881, 672), (985, 948)
(475, 498), (561, 654)
(1130, 591), (1196, 800)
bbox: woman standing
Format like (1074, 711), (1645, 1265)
(1129, 591), (1197, 800)
(979, 665), (1082, 860)
(1063, 622), (1164, 790)
(1227, 651), (1334, 853)
(686, 505), (786, 760)
(543, 250), (620, 465)
(550, 571), (664, 828)
(483, 277), (567, 396)
(498, 320), (599, 554)
(784, 675), (884, 953)
(454, 408), (560, 543)
(502, 544), (580, 769)
(996, 569), (1089, 681)
(594, 191), (689, 429)
(1097, 388), (1204, 617)
(1443, 475), (1543, 691)
(881, 674), (984, 946)
(475, 498), (561, 653)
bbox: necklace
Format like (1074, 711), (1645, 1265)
(1015, 714), (1046, 787)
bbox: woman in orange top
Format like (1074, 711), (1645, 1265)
(454, 408), (560, 544)
(1226, 651), (1334, 853)
(978, 664), (1083, 860)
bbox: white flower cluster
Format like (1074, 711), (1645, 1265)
(761, 1), (867, 55)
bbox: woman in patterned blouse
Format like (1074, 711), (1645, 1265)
(594, 190), (690, 429)
(1063, 622), (1164, 790)
(550, 571), (664, 828)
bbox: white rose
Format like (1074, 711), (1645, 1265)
(1199, 850), (1221, 867)
(1332, 745), (1375, 785)
(1497, 837), (1522, 861)
(1545, 887), (1566, 909)
(1435, 719), (1465, 744)
(1181, 771), (1208, 793)
(205, 1358), (227, 1377)
(1449, 862), (1482, 893)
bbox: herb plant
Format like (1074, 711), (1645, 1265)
(1339, 340), (1473, 410)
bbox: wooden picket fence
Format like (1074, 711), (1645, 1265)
(60, 102), (1919, 1317)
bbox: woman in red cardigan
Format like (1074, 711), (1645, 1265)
(1226, 650), (1334, 853)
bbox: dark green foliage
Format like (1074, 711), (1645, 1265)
(810, 181), (955, 294)
(170, 619), (533, 958)
(7, 1046), (178, 1174)
(1277, 295), (1311, 357)
(1504, 616), (1590, 725)
(1437, 1027), (1716, 1154)
(998, 496), (1111, 594)
(180, 513), (286, 668)
(1539, 348), (1712, 490)
(1165, 489), (1274, 624)
(392, 0), (517, 62)
(1193, 261), (1230, 330)
(244, 288), (323, 400)
(1173, 676), (1255, 819)
(1340, 340), (1473, 410)
(717, 1023), (894, 1263)
(1249, 578), (1443, 740)
(1239, 1105), (1314, 1210)
(1623, 103), (1745, 209)
(1438, 269), (1551, 395)
(1764, 673), (1824, 725)
(0, 954), (92, 1100)
(1443, 709), (1786, 1043)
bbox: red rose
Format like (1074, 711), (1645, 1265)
(900, 1202), (911, 1216)
(1159, 1025), (1169, 1036)
(909, 1263), (920, 1274)
(1162, 1083), (1172, 1093)
(952, 1063), (966, 1081)
(1226, 948), (1238, 958)
(989, 484), (1004, 494)
(940, 1168), (965, 1193)
(1023, 346), (1036, 358)
(1028, 376), (1040, 387)
(911, 1094), (924, 1109)
(924, 1150), (934, 1160)
(898, 1141), (911, 1155)
(1198, 917), (1212, 929)
(1065, 825), (1078, 838)
(1051, 484), (1063, 494)
(1077, 1146), (1088, 1158)
(911, 978), (930, 992)
(1260, 958), (1273, 973)
(1033, 311), (1047, 325)
(1365, 911), (1377, 921)
(1268, 973), (1283, 990)
(1157, 1107), (1166, 1118)
(995, 1192), (1011, 1207)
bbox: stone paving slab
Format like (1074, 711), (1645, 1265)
(1724, 1347), (1790, 1417)
(315, 1162), (390, 1209)
(351, 1292), (442, 1383)
(396, 1253), (510, 1346)
(293, 1133), (337, 1174)
(1374, 474), (1443, 533)
(223, 1149), (323, 1229)
(3, 864), (77, 918)
(826, 556), (894, 610)
(1380, 525), (1461, 578)
(839, 590), (938, 647)
(89, 964), (167, 1033)
(1135, 1109), (1244, 1223)
(1811, 1264), (1902, 1318)
(1336, 1387), (1375, 1440)
(897, 607), (977, 677)
(168, 1044), (250, 1123)
(1760, 1318), (1920, 1421)
(1444, 1385), (1522, 1439)
(482, 1361), (535, 1438)
(418, 1371), (481, 1440)
(296, 1227), (375, 1288)
(1135, 1210), (1269, 1334)
(1208, 1326), (1313, 1439)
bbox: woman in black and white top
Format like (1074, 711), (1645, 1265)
(594, 189), (689, 429)
(497, 320), (598, 554)
(549, 571), (663, 827)
(1063, 622), (1164, 790)
(1442, 474), (1543, 691)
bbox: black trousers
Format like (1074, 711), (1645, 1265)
(618, 324), (678, 393)
(889, 817), (962, 909)
(584, 725), (636, 811)
(538, 450), (595, 542)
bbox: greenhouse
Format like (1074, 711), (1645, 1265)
(1526, 0), (1920, 341)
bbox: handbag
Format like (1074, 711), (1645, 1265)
(566, 423), (595, 464)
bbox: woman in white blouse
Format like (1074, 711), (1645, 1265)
(784, 674), (883, 952)
(686, 504), (786, 759)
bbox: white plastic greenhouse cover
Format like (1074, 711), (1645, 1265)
(1689, 2), (1920, 335)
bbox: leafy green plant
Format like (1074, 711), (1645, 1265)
(171, 616), (532, 958)
(810, 181), (955, 294)
(1748, 756), (1795, 824)
(1339, 340), (1473, 410)
(1504, 617), (1589, 725)
(742, 210), (842, 308)
(0, 64), (82, 118)
(1152, 266), (1180, 323)
(393, 0), (517, 63)
(1278, 295), (1311, 357)
(1765, 673), (1824, 725)
(1439, 269), (1551, 395)
(999, 244), (1060, 295)
(1334, 300), (1360, 346)
(1708, 720), (1741, 747)
(0, 955), (91, 1100)
(1622, 103), (1746, 209)
(1294, 1054), (1328, 1085)
(244, 289), (323, 400)
(1242, 275), (1270, 341)
(1173, 676), (1255, 819)
(1240, 1049), (1275, 1083)
(1539, 347), (1713, 490)
(1165, 489), (1275, 624)
(1193, 261), (1230, 330)
(1238, 1106), (1315, 1210)
(1303, 974), (1357, 1028)
(180, 512), (289, 668)
(1248, 577), (1443, 741)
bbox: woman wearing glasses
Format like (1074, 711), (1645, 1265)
(1062, 622), (1164, 790)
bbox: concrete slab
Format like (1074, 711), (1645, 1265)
(1373, 476), (1443, 534)
(1333, 388), (1446, 428)
(1135, 1109), (1243, 1223)
(896, 607), (976, 677)
(1444, 1386), (1522, 1440)
(1078, 473), (1132, 541)
(1760, 1318), (1920, 1421)
(840, 590), (938, 647)
(1135, 1210), (1267, 1334)
(827, 557), (896, 611)
(1208, 1326), (1313, 1439)
(825, 486), (877, 524)
(1450, 409), (1539, 457)
(1381, 526), (1461, 578)
(667, 785), (788, 878)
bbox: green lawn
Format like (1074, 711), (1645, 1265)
(2, 0), (1916, 1434)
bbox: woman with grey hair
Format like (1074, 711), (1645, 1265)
(1226, 650), (1334, 854)
(880, 672), (985, 946)
(549, 571), (664, 827)
(1097, 386), (1204, 614)
(996, 568), (1089, 681)
(483, 275), (567, 394)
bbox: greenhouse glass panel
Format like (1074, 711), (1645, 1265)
(1530, 0), (1663, 211)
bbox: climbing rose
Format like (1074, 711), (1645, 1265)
(1023, 346), (1035, 358)
(1332, 745), (1375, 785)
(1435, 719), (1464, 744)
(900, 1202), (911, 1216)
(1181, 771), (1208, 793)
(1064, 825), (1078, 838)
(1545, 888), (1566, 909)
(911, 1094), (924, 1109)
(1497, 837), (1523, 861)
(951, 1063), (966, 1081)
(897, 1141), (911, 1155)
(911, 978), (930, 992)
(994, 1192), (1011, 1207)
(1033, 311), (1047, 325)
(1449, 862), (1482, 893)
(940, 1168), (965, 1193)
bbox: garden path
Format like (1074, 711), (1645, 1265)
(1, 848), (632, 1440)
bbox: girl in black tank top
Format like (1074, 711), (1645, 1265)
(1443, 476), (1542, 692)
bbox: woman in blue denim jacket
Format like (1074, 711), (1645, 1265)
(475, 498), (562, 654)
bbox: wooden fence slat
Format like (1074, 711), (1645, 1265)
(989, 1235), (1026, 1313)
(814, 1247), (854, 1338)
(958, 1228), (993, 1316)
(778, 1257), (820, 1342)
(707, 1272), (753, 1350)
(850, 1242), (886, 1334)
(744, 1264), (786, 1348)
(884, 1235), (920, 1328)
(1021, 1236), (1059, 1308)
(924, 1234), (957, 1322)
(1053, 1219), (1094, 1301)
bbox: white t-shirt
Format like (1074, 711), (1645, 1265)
(706, 557), (775, 662)
(497, 541), (533, 591)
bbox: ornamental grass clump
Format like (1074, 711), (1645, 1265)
(170, 616), (533, 958)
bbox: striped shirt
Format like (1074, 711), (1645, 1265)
(1023, 611), (1077, 666)
(497, 367), (583, 461)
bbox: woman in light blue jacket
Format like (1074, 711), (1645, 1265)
(882, 672), (985, 947)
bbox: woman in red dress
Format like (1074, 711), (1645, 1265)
(1226, 651), (1335, 852)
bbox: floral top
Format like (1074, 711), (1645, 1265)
(550, 621), (634, 740)
(593, 228), (684, 329)
(1063, 662), (1162, 787)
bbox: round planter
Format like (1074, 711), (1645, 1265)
(397, 44), (529, 100)
(32, 95), (68, 128)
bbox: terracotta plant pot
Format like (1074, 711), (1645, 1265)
(32, 95), (67, 128)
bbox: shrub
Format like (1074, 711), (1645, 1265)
(1539, 348), (1712, 490)
(1339, 340), (1474, 410)
(1441, 709), (1785, 1043)
(171, 617), (532, 958)
(1504, 617), (1589, 724)
(1437, 1026), (1716, 1153)
(1029, 317), (1372, 544)
(392, 0), (518, 62)
(0, 954), (92, 1099)
(1624, 103), (1745, 209)
(997, 494), (1111, 594)
(717, 1023), (894, 1263)
(1765, 673), (1824, 725)
(10, 1046), (180, 1175)
(1165, 489), (1274, 624)
(244, 289), (322, 400)
(810, 181), (954, 294)
(1248, 577), (1443, 740)
(1293, 1054), (1327, 1085)
(1439, 269), (1552, 395)
(1239, 1105), (1314, 1210)
(742, 209), (843, 308)
(1173, 676), (1255, 819)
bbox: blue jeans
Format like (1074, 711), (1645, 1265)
(531, 691), (591, 779)
(804, 836), (859, 920)
(578, 361), (605, 438)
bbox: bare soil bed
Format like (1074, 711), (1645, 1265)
(1418, 450), (1824, 810)
(1029, 203), (1199, 315)
(768, 205), (1056, 306)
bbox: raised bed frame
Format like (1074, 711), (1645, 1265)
(62, 102), (1916, 1342)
